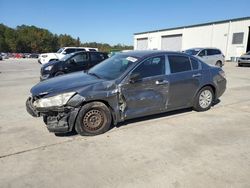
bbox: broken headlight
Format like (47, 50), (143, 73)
(33, 92), (76, 108)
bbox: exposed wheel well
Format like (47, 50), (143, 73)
(81, 100), (116, 125)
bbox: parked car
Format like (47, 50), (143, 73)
(238, 51), (250, 67)
(38, 47), (98, 65)
(40, 51), (108, 81)
(26, 50), (226, 136)
(29, 53), (39, 58)
(14, 53), (24, 58)
(184, 48), (224, 67)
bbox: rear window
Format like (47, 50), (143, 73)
(89, 49), (97, 52)
(168, 55), (191, 73)
(76, 49), (86, 52)
(207, 49), (221, 55)
(190, 58), (200, 70)
(90, 53), (106, 61)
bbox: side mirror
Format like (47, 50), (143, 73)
(129, 73), (140, 83)
(69, 59), (76, 64)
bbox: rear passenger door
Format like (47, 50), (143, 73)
(167, 55), (202, 109)
(206, 49), (217, 65)
(66, 53), (89, 72)
(197, 49), (209, 64)
(89, 53), (107, 68)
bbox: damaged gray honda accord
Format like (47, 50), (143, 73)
(26, 51), (226, 136)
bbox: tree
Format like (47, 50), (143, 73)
(0, 23), (133, 53)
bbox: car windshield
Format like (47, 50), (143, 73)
(88, 54), (139, 80)
(184, 49), (201, 55)
(60, 53), (75, 61)
(57, 48), (64, 53)
(246, 51), (250, 55)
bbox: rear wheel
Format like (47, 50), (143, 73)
(54, 71), (64, 77)
(193, 86), (214, 111)
(75, 102), (111, 136)
(215, 61), (222, 67)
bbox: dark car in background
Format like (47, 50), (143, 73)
(40, 51), (108, 80)
(26, 51), (226, 136)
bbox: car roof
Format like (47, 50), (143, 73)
(186, 47), (221, 51)
(71, 51), (106, 55)
(121, 50), (184, 58)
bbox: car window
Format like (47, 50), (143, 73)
(132, 56), (165, 79)
(214, 49), (221, 55)
(190, 57), (200, 70)
(76, 49), (86, 52)
(71, 53), (88, 64)
(198, 50), (206, 57)
(89, 49), (97, 52)
(90, 53), (106, 61)
(168, 55), (191, 73)
(65, 48), (76, 54)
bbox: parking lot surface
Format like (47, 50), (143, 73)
(0, 59), (250, 188)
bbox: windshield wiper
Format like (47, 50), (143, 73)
(88, 72), (101, 79)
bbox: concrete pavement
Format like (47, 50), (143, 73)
(0, 59), (250, 188)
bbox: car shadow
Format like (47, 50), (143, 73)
(115, 107), (193, 129)
(115, 99), (221, 129)
(55, 99), (221, 137)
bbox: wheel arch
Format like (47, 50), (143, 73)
(79, 99), (117, 126)
(193, 84), (216, 104)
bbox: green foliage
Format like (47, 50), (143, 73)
(0, 24), (133, 53)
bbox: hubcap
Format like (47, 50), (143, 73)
(199, 90), (213, 109)
(83, 109), (104, 131)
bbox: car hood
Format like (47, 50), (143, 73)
(31, 72), (106, 97)
(41, 59), (61, 68)
(240, 55), (250, 58)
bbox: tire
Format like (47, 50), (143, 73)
(54, 71), (64, 77)
(215, 61), (222, 67)
(75, 102), (112, 136)
(238, 63), (242, 67)
(193, 86), (214, 112)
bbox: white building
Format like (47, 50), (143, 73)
(134, 17), (250, 60)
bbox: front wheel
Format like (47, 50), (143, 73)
(193, 86), (214, 112)
(75, 102), (112, 136)
(54, 71), (64, 77)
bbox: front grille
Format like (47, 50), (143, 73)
(241, 57), (250, 60)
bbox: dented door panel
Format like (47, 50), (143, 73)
(120, 75), (169, 120)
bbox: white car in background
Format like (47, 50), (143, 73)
(184, 48), (225, 67)
(38, 47), (98, 65)
(238, 51), (250, 67)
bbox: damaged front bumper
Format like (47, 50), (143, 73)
(26, 97), (80, 133)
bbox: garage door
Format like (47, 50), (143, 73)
(161, 34), (182, 51)
(137, 38), (148, 50)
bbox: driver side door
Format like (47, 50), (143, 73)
(120, 55), (169, 120)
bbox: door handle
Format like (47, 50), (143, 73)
(155, 80), (169, 85)
(192, 73), (201, 78)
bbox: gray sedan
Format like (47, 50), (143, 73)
(26, 51), (226, 136)
(238, 51), (250, 66)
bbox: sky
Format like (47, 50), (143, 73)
(0, 0), (250, 45)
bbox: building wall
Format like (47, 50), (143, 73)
(134, 19), (250, 60)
